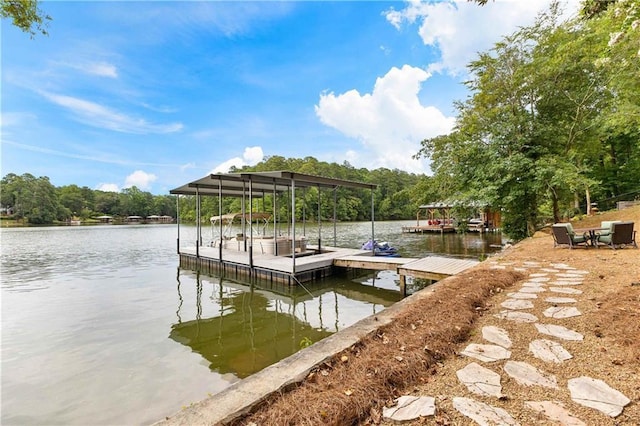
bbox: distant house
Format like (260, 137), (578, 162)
(126, 215), (143, 223)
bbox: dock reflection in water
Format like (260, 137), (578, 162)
(170, 269), (402, 378)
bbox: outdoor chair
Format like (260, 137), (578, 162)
(552, 223), (589, 249)
(599, 220), (622, 237)
(597, 221), (637, 249)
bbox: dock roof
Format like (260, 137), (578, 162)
(170, 171), (377, 197)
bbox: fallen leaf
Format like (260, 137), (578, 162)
(341, 355), (349, 363)
(344, 389), (353, 396)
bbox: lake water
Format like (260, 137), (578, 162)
(1, 221), (503, 425)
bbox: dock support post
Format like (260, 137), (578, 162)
(176, 194), (180, 254)
(196, 187), (200, 258)
(399, 274), (407, 297)
(291, 177), (296, 275)
(218, 178), (223, 262)
(317, 184), (321, 253)
(370, 188), (375, 255)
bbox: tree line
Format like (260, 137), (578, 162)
(0, 173), (176, 224)
(0, 163), (428, 225)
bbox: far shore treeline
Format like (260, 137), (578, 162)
(2, 1), (639, 239)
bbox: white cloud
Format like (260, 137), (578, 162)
(97, 183), (120, 192)
(315, 65), (455, 173)
(385, 0), (581, 76)
(210, 146), (265, 174)
(81, 61), (118, 78)
(39, 91), (183, 134)
(124, 170), (157, 190)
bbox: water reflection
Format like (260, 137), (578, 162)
(170, 269), (402, 378)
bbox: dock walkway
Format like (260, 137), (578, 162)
(180, 244), (479, 292)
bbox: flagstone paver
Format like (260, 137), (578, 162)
(524, 401), (586, 426)
(482, 326), (512, 348)
(551, 280), (583, 286)
(521, 281), (547, 288)
(529, 277), (551, 282)
(456, 362), (503, 397)
(503, 361), (558, 389)
(544, 306), (582, 319)
(557, 273), (587, 278)
(501, 299), (534, 310)
(534, 323), (584, 341)
(545, 296), (577, 304)
(529, 339), (573, 363)
(518, 286), (546, 293)
(460, 343), (511, 363)
(382, 395), (436, 421)
(453, 397), (519, 426)
(549, 287), (583, 295)
(568, 377), (631, 417)
(494, 311), (538, 323)
(507, 292), (538, 299)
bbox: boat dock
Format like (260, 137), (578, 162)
(401, 225), (456, 234)
(171, 171), (480, 294)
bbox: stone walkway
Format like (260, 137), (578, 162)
(383, 261), (632, 425)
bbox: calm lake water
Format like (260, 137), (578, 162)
(1, 221), (503, 425)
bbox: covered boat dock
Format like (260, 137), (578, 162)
(170, 171), (379, 284)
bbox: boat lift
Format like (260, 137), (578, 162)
(210, 212), (272, 246)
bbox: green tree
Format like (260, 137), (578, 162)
(1, 0), (51, 37)
(120, 186), (153, 217)
(57, 185), (85, 216)
(94, 190), (120, 215)
(0, 173), (62, 223)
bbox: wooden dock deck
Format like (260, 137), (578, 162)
(397, 256), (479, 281)
(179, 245), (368, 284)
(334, 254), (479, 295)
(180, 245), (480, 291)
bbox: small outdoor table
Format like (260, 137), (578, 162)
(574, 227), (608, 248)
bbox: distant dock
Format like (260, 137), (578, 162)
(401, 225), (456, 234)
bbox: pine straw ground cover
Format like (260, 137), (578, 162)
(234, 269), (524, 425)
(234, 205), (639, 425)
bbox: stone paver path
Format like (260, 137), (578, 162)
(453, 397), (519, 426)
(390, 260), (632, 425)
(456, 362), (503, 397)
(525, 401), (586, 426)
(568, 377), (631, 417)
(382, 395), (435, 422)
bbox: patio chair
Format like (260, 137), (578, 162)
(599, 220), (622, 237)
(597, 221), (638, 249)
(552, 223), (589, 249)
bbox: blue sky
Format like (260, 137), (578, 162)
(1, 0), (579, 194)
